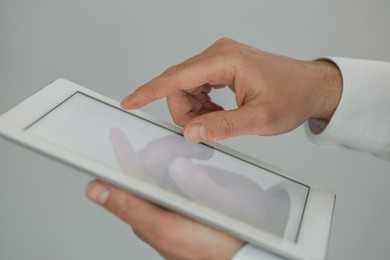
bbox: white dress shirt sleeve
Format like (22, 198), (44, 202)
(305, 57), (390, 159)
(232, 57), (390, 260)
(232, 244), (286, 260)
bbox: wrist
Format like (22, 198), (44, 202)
(307, 59), (343, 121)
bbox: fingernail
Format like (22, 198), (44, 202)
(185, 123), (208, 143)
(87, 182), (110, 205)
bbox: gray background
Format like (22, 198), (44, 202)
(0, 1), (389, 259)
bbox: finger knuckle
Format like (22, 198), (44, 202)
(213, 37), (234, 46)
(132, 228), (149, 243)
(163, 64), (180, 76)
(256, 108), (279, 135)
(168, 104), (188, 126)
(214, 38), (244, 56)
(162, 65), (184, 89)
(113, 196), (137, 222)
(147, 221), (178, 251)
(172, 115), (186, 126)
(215, 114), (235, 139)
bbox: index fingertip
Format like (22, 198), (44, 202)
(120, 94), (141, 110)
(120, 98), (132, 109)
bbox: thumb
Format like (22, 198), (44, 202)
(183, 107), (258, 142)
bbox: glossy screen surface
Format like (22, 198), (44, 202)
(26, 93), (309, 241)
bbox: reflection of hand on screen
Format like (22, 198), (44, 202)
(109, 127), (213, 185)
(169, 158), (290, 237)
(109, 127), (290, 237)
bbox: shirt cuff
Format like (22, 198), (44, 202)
(305, 57), (390, 157)
(231, 244), (286, 260)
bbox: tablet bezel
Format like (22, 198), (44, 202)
(0, 79), (335, 260)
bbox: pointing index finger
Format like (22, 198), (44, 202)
(120, 54), (234, 109)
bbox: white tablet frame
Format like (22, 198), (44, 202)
(0, 79), (335, 260)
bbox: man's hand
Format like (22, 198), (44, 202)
(86, 181), (244, 260)
(87, 38), (343, 259)
(121, 38), (342, 143)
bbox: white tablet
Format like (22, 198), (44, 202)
(0, 79), (335, 260)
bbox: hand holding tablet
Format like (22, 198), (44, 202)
(0, 79), (335, 260)
(109, 128), (291, 237)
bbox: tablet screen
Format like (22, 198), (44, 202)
(26, 92), (309, 241)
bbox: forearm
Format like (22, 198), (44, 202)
(306, 59), (343, 121)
